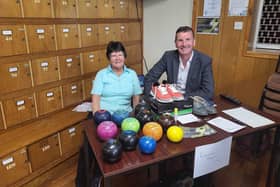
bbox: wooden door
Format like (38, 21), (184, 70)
(31, 57), (59, 85)
(0, 148), (30, 186)
(115, 23), (128, 42)
(0, 61), (32, 94)
(98, 24), (115, 45)
(28, 134), (60, 171)
(26, 25), (56, 53)
(62, 81), (83, 107)
(113, 0), (128, 18)
(0, 0), (22, 17)
(80, 24), (99, 47)
(98, 0), (114, 18)
(36, 87), (62, 116)
(60, 123), (84, 155)
(53, 0), (77, 18)
(128, 22), (141, 41)
(3, 94), (36, 128)
(56, 24), (79, 50)
(59, 54), (81, 79)
(22, 0), (52, 18)
(77, 0), (98, 18)
(0, 25), (27, 56)
(126, 44), (142, 66)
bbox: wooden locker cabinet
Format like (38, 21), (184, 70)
(26, 25), (56, 53)
(0, 148), (30, 187)
(60, 123), (84, 155)
(31, 56), (59, 85)
(128, 22), (141, 41)
(22, 0), (52, 18)
(113, 0), (129, 18)
(36, 87), (62, 116)
(56, 24), (79, 50)
(0, 25), (27, 57)
(62, 81), (83, 107)
(53, 0), (77, 18)
(80, 24), (99, 47)
(59, 54), (81, 79)
(82, 50), (105, 74)
(0, 61), (32, 94)
(0, 0), (22, 17)
(98, 0), (114, 18)
(2, 94), (36, 128)
(83, 78), (94, 99)
(126, 44), (142, 66)
(28, 134), (60, 171)
(77, 0), (98, 18)
(98, 23), (116, 45)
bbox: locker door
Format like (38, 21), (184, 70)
(28, 134), (60, 171)
(0, 25), (27, 57)
(113, 0), (128, 18)
(22, 0), (52, 18)
(60, 123), (84, 155)
(36, 87), (62, 116)
(126, 44), (142, 66)
(129, 63), (142, 75)
(62, 81), (83, 107)
(80, 24), (99, 47)
(31, 57), (59, 85)
(82, 50), (107, 74)
(59, 54), (81, 79)
(0, 0), (22, 17)
(26, 25), (56, 53)
(98, 0), (113, 18)
(128, 0), (142, 19)
(53, 0), (77, 18)
(128, 22), (141, 41)
(98, 24), (115, 45)
(0, 105), (4, 130)
(0, 148), (30, 187)
(84, 78), (94, 99)
(0, 61), (32, 94)
(77, 0), (98, 18)
(3, 95), (36, 128)
(116, 23), (128, 42)
(56, 24), (79, 50)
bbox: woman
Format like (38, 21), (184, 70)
(91, 41), (142, 114)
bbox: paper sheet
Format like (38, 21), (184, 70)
(177, 114), (201, 124)
(223, 107), (274, 128)
(72, 102), (92, 112)
(193, 136), (232, 178)
(207, 116), (245, 133)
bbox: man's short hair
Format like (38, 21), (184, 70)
(175, 26), (194, 41)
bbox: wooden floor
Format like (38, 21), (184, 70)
(36, 144), (275, 187)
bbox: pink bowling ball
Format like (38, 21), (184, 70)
(97, 121), (118, 141)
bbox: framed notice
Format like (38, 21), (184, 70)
(196, 17), (220, 34)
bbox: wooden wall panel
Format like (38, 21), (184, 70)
(0, 0), (22, 17)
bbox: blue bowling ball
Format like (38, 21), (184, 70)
(94, 109), (111, 126)
(138, 136), (156, 154)
(112, 110), (130, 127)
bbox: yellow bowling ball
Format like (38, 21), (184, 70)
(166, 126), (184, 143)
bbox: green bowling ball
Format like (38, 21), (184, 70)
(121, 117), (140, 133)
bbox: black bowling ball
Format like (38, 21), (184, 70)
(102, 139), (122, 163)
(135, 109), (155, 128)
(158, 113), (175, 132)
(134, 100), (151, 116)
(119, 130), (138, 151)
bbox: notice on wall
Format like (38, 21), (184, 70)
(196, 17), (220, 34)
(228, 0), (249, 16)
(203, 0), (222, 17)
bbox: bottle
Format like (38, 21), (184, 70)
(174, 107), (178, 125)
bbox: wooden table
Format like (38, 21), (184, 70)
(84, 97), (280, 187)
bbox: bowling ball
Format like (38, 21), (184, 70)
(97, 121), (118, 141)
(94, 109), (111, 126)
(119, 130), (138, 151)
(102, 139), (122, 163)
(111, 110), (130, 127)
(138, 136), (157, 154)
(136, 109), (155, 128)
(158, 113), (175, 132)
(166, 126), (184, 143)
(134, 100), (151, 116)
(142, 122), (163, 141)
(121, 117), (140, 133)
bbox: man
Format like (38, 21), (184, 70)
(144, 26), (214, 103)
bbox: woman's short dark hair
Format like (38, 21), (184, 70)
(106, 41), (127, 60)
(175, 26), (195, 41)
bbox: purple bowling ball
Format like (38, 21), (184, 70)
(97, 121), (118, 141)
(94, 109), (111, 126)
